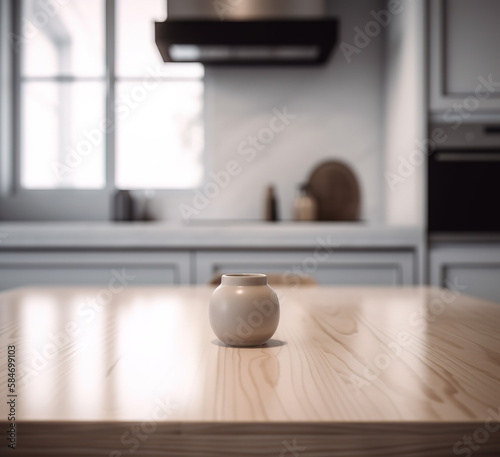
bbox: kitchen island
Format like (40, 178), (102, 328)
(1, 286), (499, 456)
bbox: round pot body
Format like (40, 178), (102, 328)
(209, 274), (280, 347)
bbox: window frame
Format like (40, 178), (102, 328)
(0, 0), (14, 197)
(0, 0), (206, 221)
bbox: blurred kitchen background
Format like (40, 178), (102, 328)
(1, 0), (499, 301)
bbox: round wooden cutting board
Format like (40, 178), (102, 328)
(307, 160), (360, 221)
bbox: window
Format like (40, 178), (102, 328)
(17, 0), (204, 191)
(114, 0), (204, 189)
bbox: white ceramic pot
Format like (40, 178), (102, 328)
(209, 274), (280, 347)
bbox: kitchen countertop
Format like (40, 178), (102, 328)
(0, 222), (423, 249)
(1, 285), (499, 456)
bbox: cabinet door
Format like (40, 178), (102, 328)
(0, 251), (191, 290)
(429, 0), (500, 112)
(195, 250), (415, 286)
(429, 243), (500, 303)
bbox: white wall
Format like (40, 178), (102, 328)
(383, 0), (426, 226)
(154, 0), (388, 223)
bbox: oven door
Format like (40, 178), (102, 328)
(428, 149), (500, 232)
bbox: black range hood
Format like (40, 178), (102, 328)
(155, 18), (338, 66)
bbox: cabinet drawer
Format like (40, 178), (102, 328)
(196, 250), (415, 286)
(429, 243), (500, 303)
(0, 251), (191, 290)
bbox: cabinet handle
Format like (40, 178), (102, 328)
(435, 152), (500, 162)
(484, 126), (500, 135)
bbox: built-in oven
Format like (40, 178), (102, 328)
(428, 123), (500, 232)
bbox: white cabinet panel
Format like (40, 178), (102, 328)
(0, 251), (191, 290)
(196, 250), (415, 286)
(429, 243), (500, 303)
(444, 0), (500, 95)
(0, 247), (419, 290)
(429, 0), (500, 112)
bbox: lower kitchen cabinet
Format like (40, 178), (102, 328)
(0, 251), (191, 291)
(429, 242), (500, 303)
(0, 247), (418, 291)
(195, 250), (416, 286)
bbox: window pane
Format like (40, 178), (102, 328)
(116, 0), (203, 78)
(21, 81), (106, 189)
(115, 81), (204, 189)
(21, 0), (105, 77)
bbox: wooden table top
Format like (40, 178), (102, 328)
(1, 286), (500, 456)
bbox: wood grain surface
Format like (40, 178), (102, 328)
(1, 286), (500, 456)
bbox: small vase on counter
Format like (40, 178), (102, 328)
(113, 190), (134, 222)
(293, 183), (317, 221)
(209, 273), (280, 347)
(265, 185), (279, 222)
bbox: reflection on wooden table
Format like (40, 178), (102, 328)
(0, 286), (499, 456)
